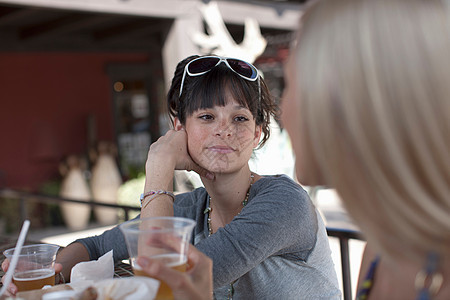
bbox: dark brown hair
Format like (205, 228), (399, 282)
(167, 55), (278, 148)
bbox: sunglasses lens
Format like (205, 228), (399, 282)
(188, 57), (221, 74)
(227, 59), (258, 79)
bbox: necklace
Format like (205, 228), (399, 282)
(206, 173), (254, 236)
(204, 173), (254, 299)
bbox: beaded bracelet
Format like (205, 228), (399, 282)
(140, 190), (175, 208)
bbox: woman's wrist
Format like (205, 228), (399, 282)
(141, 193), (174, 210)
(140, 194), (174, 217)
(145, 159), (176, 189)
(140, 190), (175, 208)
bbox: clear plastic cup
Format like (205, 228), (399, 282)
(3, 244), (60, 292)
(120, 217), (195, 300)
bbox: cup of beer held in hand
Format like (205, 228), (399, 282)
(3, 244), (60, 292)
(120, 217), (196, 300)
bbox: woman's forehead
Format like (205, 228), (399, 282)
(192, 99), (250, 112)
(191, 91), (250, 108)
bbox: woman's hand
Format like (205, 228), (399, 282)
(137, 246), (213, 300)
(146, 129), (214, 184)
(142, 128), (214, 218)
(1, 258), (17, 296)
(1, 259), (64, 296)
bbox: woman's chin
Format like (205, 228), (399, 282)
(200, 163), (238, 175)
(195, 156), (235, 173)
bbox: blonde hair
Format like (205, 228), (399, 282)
(296, 0), (450, 262)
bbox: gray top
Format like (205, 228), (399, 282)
(76, 175), (341, 299)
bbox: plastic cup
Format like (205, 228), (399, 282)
(3, 244), (60, 292)
(120, 217), (196, 300)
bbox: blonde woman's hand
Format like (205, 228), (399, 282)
(137, 246), (213, 300)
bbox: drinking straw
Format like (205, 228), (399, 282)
(0, 219), (30, 296)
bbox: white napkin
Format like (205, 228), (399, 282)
(45, 278), (159, 300)
(70, 250), (114, 283)
(67, 250), (160, 299)
(94, 277), (160, 300)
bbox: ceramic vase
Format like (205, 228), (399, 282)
(91, 153), (122, 225)
(59, 166), (91, 230)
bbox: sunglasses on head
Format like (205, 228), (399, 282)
(179, 56), (261, 103)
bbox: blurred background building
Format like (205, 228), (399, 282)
(0, 0), (305, 191)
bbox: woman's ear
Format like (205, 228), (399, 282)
(253, 125), (262, 148)
(173, 117), (184, 131)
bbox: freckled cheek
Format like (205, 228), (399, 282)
(235, 128), (255, 148)
(186, 131), (206, 157)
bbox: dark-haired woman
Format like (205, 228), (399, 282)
(48, 56), (340, 299)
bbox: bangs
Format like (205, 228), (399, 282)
(182, 65), (259, 120)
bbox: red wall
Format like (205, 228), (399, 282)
(0, 52), (150, 190)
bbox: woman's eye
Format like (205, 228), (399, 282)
(199, 114), (213, 120)
(234, 116), (249, 122)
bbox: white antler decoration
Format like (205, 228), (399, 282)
(190, 2), (267, 63)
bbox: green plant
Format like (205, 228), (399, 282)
(0, 197), (20, 233)
(38, 180), (64, 227)
(117, 174), (145, 221)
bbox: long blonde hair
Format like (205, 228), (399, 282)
(296, 0), (450, 262)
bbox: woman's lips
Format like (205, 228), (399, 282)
(208, 146), (235, 153)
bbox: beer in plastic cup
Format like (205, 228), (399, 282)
(3, 244), (60, 292)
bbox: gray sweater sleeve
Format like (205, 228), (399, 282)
(75, 215), (139, 262)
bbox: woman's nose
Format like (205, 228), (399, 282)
(215, 120), (232, 137)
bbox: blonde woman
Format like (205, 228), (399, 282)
(281, 0), (450, 299)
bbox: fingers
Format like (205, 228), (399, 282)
(186, 245), (207, 266)
(136, 246), (213, 300)
(186, 247), (213, 294)
(0, 259), (17, 295)
(137, 256), (171, 280)
(1, 258), (9, 271)
(148, 129), (215, 181)
(137, 254), (210, 300)
(54, 263), (63, 274)
(144, 232), (183, 253)
(0, 276), (18, 296)
(8, 282), (18, 295)
(137, 256), (185, 289)
(1, 259), (19, 295)
(54, 263), (65, 284)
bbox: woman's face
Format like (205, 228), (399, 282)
(281, 53), (324, 186)
(182, 97), (261, 174)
